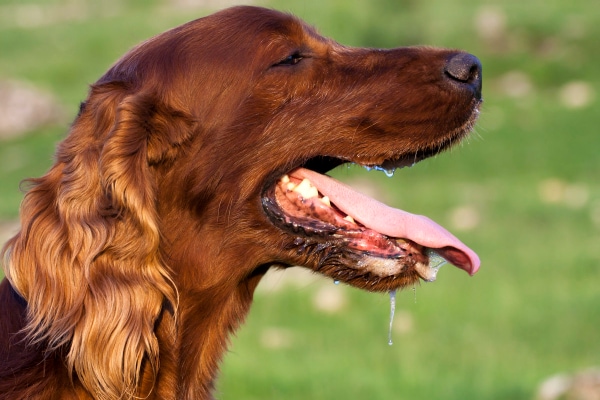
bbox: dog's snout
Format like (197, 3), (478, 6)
(445, 53), (482, 100)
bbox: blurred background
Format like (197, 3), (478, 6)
(0, 0), (598, 399)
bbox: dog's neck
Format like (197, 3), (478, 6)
(145, 272), (265, 399)
(0, 274), (263, 400)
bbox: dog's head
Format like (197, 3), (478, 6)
(115, 6), (481, 291)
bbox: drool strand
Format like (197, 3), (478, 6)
(388, 289), (397, 346)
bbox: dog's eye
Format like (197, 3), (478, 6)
(275, 52), (303, 66)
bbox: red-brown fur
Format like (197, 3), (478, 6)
(0, 6), (481, 399)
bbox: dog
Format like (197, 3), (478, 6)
(0, 6), (482, 399)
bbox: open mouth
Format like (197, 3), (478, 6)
(262, 153), (480, 287)
(261, 102), (482, 289)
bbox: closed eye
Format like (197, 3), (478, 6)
(273, 52), (304, 66)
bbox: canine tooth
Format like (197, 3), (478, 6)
(281, 175), (290, 184)
(286, 182), (296, 191)
(321, 196), (331, 206)
(414, 262), (438, 282)
(344, 215), (355, 223)
(293, 179), (318, 199)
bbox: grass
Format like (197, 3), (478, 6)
(1, 0), (599, 399)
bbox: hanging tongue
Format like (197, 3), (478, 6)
(293, 168), (480, 276)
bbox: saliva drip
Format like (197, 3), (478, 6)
(373, 165), (396, 177)
(362, 165), (396, 177)
(424, 250), (448, 282)
(412, 284), (417, 304)
(428, 251), (447, 270)
(388, 289), (397, 346)
(333, 279), (340, 285)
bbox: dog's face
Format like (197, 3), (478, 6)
(106, 6), (481, 292)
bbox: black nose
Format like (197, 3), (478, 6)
(445, 53), (482, 100)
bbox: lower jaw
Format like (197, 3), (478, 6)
(281, 231), (445, 291)
(262, 188), (446, 286)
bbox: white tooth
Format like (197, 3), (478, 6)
(281, 175), (290, 184)
(344, 215), (355, 223)
(293, 179), (318, 199)
(321, 196), (331, 207)
(287, 182), (297, 191)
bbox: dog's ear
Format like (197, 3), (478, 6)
(2, 83), (194, 398)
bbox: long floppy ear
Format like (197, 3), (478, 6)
(2, 83), (194, 398)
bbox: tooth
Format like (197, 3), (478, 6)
(281, 175), (290, 184)
(344, 215), (355, 223)
(321, 196), (331, 207)
(286, 182), (296, 191)
(293, 179), (318, 199)
(414, 262), (438, 282)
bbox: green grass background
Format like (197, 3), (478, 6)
(0, 0), (598, 399)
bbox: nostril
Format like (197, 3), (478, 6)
(445, 53), (482, 98)
(445, 53), (481, 82)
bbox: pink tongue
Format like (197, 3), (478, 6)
(294, 168), (480, 275)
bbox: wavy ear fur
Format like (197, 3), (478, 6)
(2, 82), (194, 399)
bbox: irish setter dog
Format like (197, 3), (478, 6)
(0, 6), (482, 399)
